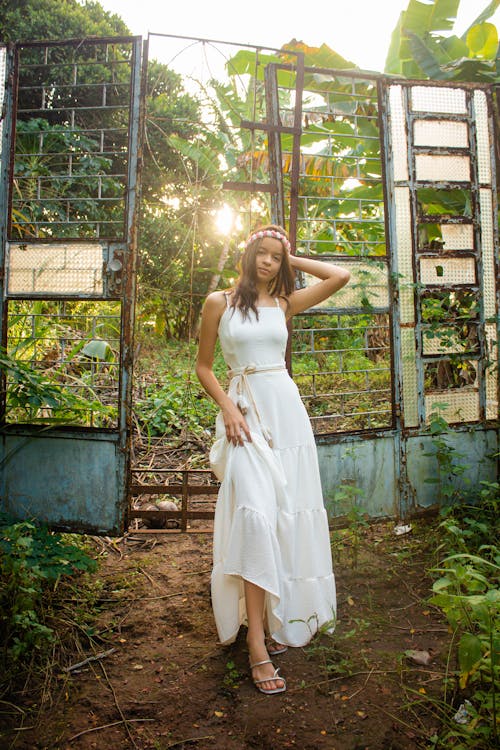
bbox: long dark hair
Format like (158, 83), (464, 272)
(231, 224), (295, 319)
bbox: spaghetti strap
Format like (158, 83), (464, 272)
(223, 291), (231, 308)
(274, 297), (281, 308)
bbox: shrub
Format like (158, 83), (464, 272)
(0, 514), (97, 668)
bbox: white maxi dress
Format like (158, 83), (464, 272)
(209, 298), (336, 647)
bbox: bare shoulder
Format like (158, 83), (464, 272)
(203, 290), (229, 321)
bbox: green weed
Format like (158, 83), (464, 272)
(327, 482), (369, 569)
(223, 659), (242, 689)
(0, 514), (97, 673)
(424, 484), (499, 749)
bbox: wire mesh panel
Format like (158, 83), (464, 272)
(419, 256), (476, 285)
(269, 68), (391, 435)
(11, 39), (136, 240)
(410, 86), (466, 113)
(5, 300), (120, 427)
(292, 312), (392, 433)
(283, 73), (385, 257)
(413, 119), (469, 148)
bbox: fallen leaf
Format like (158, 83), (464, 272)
(347, 596), (355, 606)
(214, 710), (224, 718)
(418, 687), (427, 694)
(132, 664), (143, 670)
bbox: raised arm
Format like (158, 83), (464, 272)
(196, 292), (251, 445)
(286, 255), (350, 318)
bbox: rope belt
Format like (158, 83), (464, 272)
(228, 363), (286, 447)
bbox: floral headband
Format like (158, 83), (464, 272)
(245, 229), (291, 254)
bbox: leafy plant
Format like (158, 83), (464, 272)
(425, 484), (500, 748)
(302, 613), (369, 679)
(133, 340), (226, 441)
(0, 346), (116, 427)
(0, 514), (97, 667)
(223, 659), (242, 689)
(327, 478), (369, 569)
(385, 0), (500, 82)
(424, 410), (471, 505)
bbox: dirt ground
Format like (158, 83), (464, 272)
(2, 520), (451, 750)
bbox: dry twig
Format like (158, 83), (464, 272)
(165, 735), (216, 749)
(64, 648), (117, 673)
(67, 718), (155, 742)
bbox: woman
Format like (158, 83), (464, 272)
(196, 225), (350, 695)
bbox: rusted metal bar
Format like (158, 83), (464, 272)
(130, 468), (214, 475)
(149, 31), (289, 57)
(239, 119), (299, 135)
(180, 471), (189, 531)
(15, 35), (139, 50)
(287, 53), (304, 252)
(412, 146), (471, 155)
(129, 509), (215, 520)
(264, 63), (285, 227)
(222, 181), (274, 193)
(0, 45), (15, 425)
(130, 484), (218, 495)
(17, 105), (130, 114)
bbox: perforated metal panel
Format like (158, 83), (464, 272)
(410, 86), (466, 113)
(386, 81), (498, 430)
(414, 120), (468, 148)
(419, 256), (476, 285)
(0, 48), (6, 171)
(8, 242), (105, 295)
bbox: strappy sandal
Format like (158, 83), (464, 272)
(250, 659), (286, 695)
(266, 639), (288, 656)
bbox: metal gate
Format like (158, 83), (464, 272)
(257, 65), (499, 519)
(1, 35), (498, 532)
(130, 40), (498, 526)
(0, 38), (143, 534)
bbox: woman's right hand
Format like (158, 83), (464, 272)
(221, 400), (252, 446)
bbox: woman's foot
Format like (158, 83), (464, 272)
(250, 659), (286, 695)
(266, 638), (288, 656)
(247, 637), (286, 694)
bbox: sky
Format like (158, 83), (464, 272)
(98, 0), (499, 73)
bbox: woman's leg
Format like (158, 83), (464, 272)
(245, 580), (285, 691)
